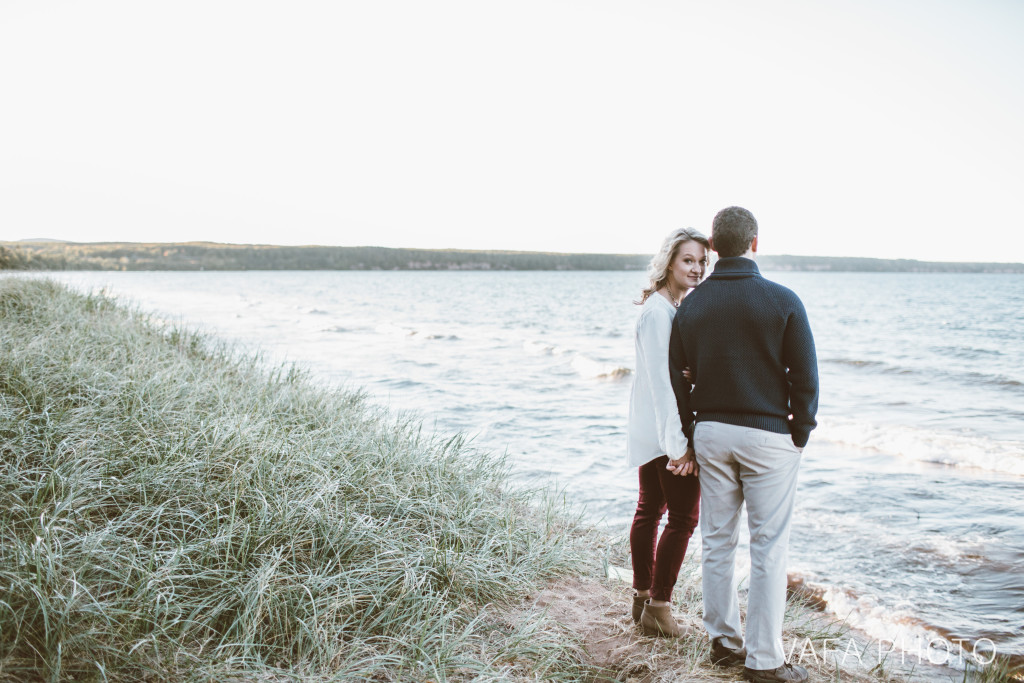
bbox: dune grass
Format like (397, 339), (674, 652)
(0, 278), (593, 681)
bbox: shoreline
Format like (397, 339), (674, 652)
(785, 577), (1017, 679)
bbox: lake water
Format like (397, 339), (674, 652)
(13, 269), (1024, 673)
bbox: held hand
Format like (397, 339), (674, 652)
(682, 366), (694, 384)
(666, 448), (699, 477)
(679, 447), (699, 476)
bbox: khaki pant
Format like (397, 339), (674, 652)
(694, 421), (803, 670)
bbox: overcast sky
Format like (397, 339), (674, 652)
(2, 0), (1022, 262)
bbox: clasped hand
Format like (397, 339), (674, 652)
(666, 447), (698, 476)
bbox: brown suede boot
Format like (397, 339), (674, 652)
(631, 595), (647, 623)
(639, 600), (690, 638)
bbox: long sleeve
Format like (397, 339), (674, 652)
(668, 311), (695, 450)
(782, 298), (819, 447)
(635, 306), (689, 460)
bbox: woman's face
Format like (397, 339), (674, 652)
(668, 241), (707, 292)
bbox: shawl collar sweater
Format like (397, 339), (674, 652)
(669, 257), (819, 448)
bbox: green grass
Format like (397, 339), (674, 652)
(962, 659), (1021, 683)
(0, 278), (593, 681)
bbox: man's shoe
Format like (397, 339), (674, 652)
(710, 637), (746, 666)
(631, 595), (646, 624)
(744, 662), (809, 683)
(639, 600), (690, 638)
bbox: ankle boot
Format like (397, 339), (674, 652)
(639, 600), (690, 638)
(631, 595), (647, 623)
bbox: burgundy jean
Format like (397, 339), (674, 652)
(630, 455), (701, 602)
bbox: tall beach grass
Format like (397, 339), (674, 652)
(0, 278), (592, 681)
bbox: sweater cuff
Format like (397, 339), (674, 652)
(664, 420), (689, 460)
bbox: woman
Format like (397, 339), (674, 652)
(627, 227), (708, 637)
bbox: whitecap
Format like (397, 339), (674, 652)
(570, 354), (633, 380)
(523, 340), (556, 355)
(815, 418), (1024, 477)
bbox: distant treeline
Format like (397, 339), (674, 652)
(754, 255), (1024, 273)
(0, 242), (646, 271)
(2, 241), (1022, 273)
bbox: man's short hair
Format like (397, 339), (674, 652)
(711, 206), (758, 258)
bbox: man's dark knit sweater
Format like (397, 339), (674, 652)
(669, 256), (819, 448)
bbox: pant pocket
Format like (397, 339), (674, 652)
(693, 422), (716, 452)
(761, 431), (801, 454)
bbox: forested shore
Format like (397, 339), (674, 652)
(3, 241), (1022, 273)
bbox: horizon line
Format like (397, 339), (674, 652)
(5, 239), (1023, 267)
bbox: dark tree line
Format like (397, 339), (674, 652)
(2, 242), (1022, 273)
(0, 242), (648, 271)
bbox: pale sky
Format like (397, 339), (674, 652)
(2, 0), (1022, 262)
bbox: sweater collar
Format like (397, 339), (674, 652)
(709, 256), (760, 279)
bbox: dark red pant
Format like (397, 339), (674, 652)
(630, 455), (701, 602)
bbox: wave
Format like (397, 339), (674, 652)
(962, 373), (1023, 388)
(522, 340), (561, 356)
(380, 378), (423, 390)
(796, 510), (997, 565)
(826, 358), (887, 369)
(824, 357), (1024, 392)
(517, 336), (632, 381)
(570, 354), (632, 380)
(372, 323), (459, 341)
(931, 345), (1005, 360)
(787, 576), (999, 671)
(816, 417), (1024, 476)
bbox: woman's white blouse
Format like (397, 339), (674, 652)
(627, 293), (689, 467)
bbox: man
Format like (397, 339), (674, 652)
(668, 206), (818, 683)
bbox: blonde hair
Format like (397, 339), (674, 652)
(637, 227), (711, 304)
